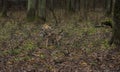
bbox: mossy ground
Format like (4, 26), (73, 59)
(0, 9), (119, 72)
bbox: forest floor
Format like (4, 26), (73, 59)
(0, 9), (120, 72)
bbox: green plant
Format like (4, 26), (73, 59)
(22, 40), (37, 51)
(8, 49), (21, 55)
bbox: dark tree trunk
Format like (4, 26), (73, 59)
(108, 0), (114, 16)
(93, 0), (96, 11)
(38, 0), (46, 22)
(105, 0), (113, 16)
(75, 0), (81, 11)
(27, 0), (36, 21)
(110, 0), (120, 45)
(66, 0), (75, 12)
(50, 0), (54, 10)
(1, 0), (7, 17)
(83, 0), (88, 20)
(66, 0), (71, 11)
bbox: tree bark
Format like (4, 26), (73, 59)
(105, 0), (113, 16)
(1, 0), (7, 17)
(108, 0), (114, 16)
(27, 0), (36, 21)
(93, 0), (96, 11)
(111, 0), (120, 45)
(38, 0), (46, 22)
(66, 0), (75, 11)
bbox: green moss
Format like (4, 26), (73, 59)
(100, 39), (111, 50)
(0, 49), (22, 56)
(0, 50), (8, 56)
(0, 29), (11, 41)
(87, 28), (96, 35)
(14, 56), (31, 62)
(22, 39), (37, 51)
(7, 49), (21, 56)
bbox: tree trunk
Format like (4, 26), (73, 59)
(27, 0), (36, 21)
(50, 0), (54, 10)
(83, 0), (88, 20)
(66, 0), (75, 11)
(1, 0), (7, 17)
(38, 0), (46, 21)
(93, 0), (96, 11)
(108, 0), (114, 16)
(66, 0), (71, 11)
(105, 0), (113, 16)
(75, 0), (81, 11)
(38, 0), (46, 22)
(111, 0), (120, 45)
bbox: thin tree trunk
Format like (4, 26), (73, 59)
(71, 0), (75, 11)
(93, 0), (96, 11)
(83, 0), (88, 20)
(108, 0), (113, 16)
(50, 0), (54, 10)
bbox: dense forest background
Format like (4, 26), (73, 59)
(0, 0), (114, 19)
(0, 0), (120, 72)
